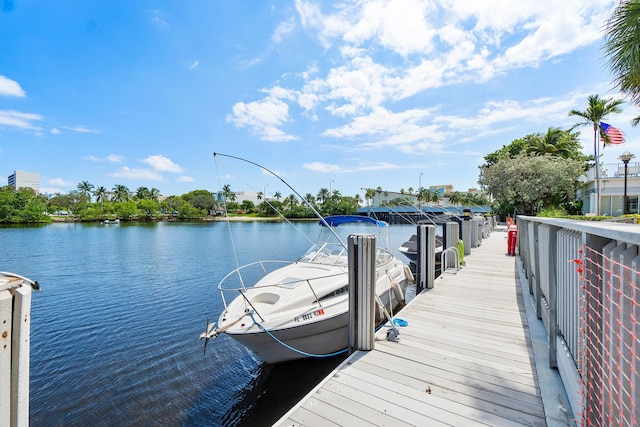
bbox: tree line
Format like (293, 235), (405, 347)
(1, 176), (495, 224)
(0, 182), (366, 223)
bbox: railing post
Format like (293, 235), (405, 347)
(546, 225), (560, 368)
(348, 234), (376, 354)
(533, 223), (542, 320)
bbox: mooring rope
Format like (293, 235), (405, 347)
(248, 312), (348, 359)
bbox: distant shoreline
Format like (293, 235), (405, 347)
(47, 215), (318, 223)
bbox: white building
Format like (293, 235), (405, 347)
(8, 170), (40, 192)
(577, 161), (640, 216)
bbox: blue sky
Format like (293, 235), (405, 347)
(1, 0), (639, 199)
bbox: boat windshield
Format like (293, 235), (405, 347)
(298, 242), (395, 267)
(298, 243), (347, 265)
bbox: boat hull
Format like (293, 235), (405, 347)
(228, 311), (349, 364)
(226, 286), (404, 364)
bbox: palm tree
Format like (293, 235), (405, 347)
(526, 127), (579, 158)
(149, 188), (160, 201)
(257, 191), (263, 201)
(93, 186), (108, 203)
(112, 184), (131, 202)
(316, 188), (330, 205)
(221, 184), (234, 201)
(304, 193), (315, 205)
(448, 191), (463, 205)
(364, 188), (375, 206)
(286, 194), (298, 211)
(135, 187), (151, 200)
(604, 1), (640, 107)
(273, 191), (281, 200)
(417, 187), (429, 205)
(569, 94), (624, 214)
(77, 181), (94, 201)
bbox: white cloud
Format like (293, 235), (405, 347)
(107, 154), (125, 163)
(272, 17), (296, 44)
(50, 128), (61, 134)
(83, 154), (126, 163)
(303, 160), (405, 174)
(148, 9), (168, 26)
(227, 97), (297, 141)
(289, 0), (616, 116)
(183, 60), (199, 69)
(141, 154), (184, 173)
(0, 110), (41, 129)
(62, 126), (100, 133)
(109, 167), (163, 181)
(177, 175), (195, 182)
(303, 162), (342, 172)
(345, 0), (437, 56)
(0, 76), (25, 97)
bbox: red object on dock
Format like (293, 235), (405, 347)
(507, 225), (517, 256)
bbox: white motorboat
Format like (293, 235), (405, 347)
(201, 215), (413, 364)
(398, 216), (460, 270)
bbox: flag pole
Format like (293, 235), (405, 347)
(594, 124), (600, 216)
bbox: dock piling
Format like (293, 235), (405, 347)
(416, 224), (435, 293)
(348, 234), (376, 353)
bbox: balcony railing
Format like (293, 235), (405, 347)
(583, 161), (640, 181)
(516, 217), (640, 426)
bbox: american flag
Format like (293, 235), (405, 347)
(600, 122), (626, 145)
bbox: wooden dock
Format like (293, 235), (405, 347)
(274, 226), (574, 427)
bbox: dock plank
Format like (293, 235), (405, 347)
(274, 227), (558, 427)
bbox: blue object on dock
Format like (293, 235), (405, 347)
(393, 318), (408, 327)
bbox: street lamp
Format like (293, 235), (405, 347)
(619, 151), (635, 214)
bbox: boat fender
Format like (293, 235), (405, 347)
(403, 264), (415, 283)
(389, 276), (404, 304)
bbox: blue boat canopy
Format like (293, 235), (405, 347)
(319, 215), (388, 228)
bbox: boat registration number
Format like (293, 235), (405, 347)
(294, 309), (325, 322)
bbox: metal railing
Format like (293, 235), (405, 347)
(516, 217), (640, 426)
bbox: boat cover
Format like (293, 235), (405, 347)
(319, 215), (388, 228)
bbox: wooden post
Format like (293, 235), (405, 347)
(0, 277), (33, 427)
(0, 290), (12, 424)
(416, 224), (435, 293)
(12, 285), (31, 427)
(348, 234), (376, 353)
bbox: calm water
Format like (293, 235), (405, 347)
(1, 220), (415, 426)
